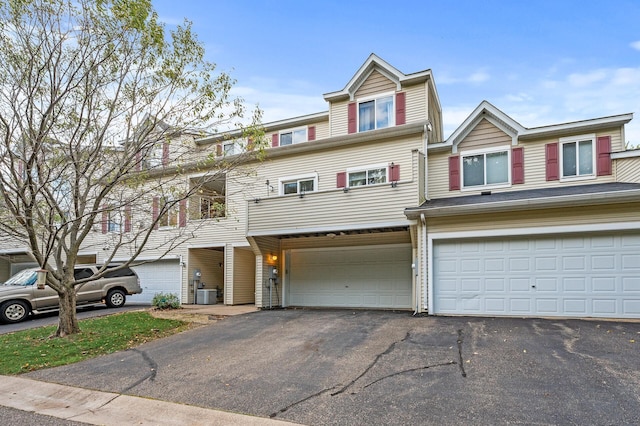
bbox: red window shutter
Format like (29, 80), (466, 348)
(162, 142), (169, 166)
(101, 206), (108, 234)
(347, 102), (357, 134)
(512, 147), (524, 184)
(308, 126), (316, 141)
(271, 133), (279, 147)
(389, 163), (401, 182)
(216, 144), (222, 157)
(545, 143), (559, 181)
(178, 199), (187, 227)
(596, 136), (612, 176)
(395, 92), (406, 125)
(336, 172), (347, 188)
(449, 156), (460, 191)
(152, 197), (159, 230)
(124, 206), (131, 233)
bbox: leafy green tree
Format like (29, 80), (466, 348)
(0, 0), (263, 336)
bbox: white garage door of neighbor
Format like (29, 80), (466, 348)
(129, 260), (181, 304)
(433, 233), (640, 318)
(287, 245), (412, 309)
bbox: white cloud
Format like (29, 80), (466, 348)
(630, 40), (640, 51)
(567, 70), (607, 87)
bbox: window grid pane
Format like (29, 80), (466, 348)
(562, 142), (577, 177)
(486, 151), (508, 184)
(283, 182), (297, 194)
(280, 132), (293, 146)
(299, 179), (314, 192)
(349, 171), (367, 186)
(358, 101), (375, 132)
(367, 168), (387, 184)
(463, 154), (485, 187)
(578, 140), (593, 175)
(376, 96), (393, 129)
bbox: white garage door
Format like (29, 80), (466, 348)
(433, 233), (640, 318)
(129, 260), (181, 304)
(287, 245), (412, 309)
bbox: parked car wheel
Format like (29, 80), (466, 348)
(0, 300), (30, 323)
(105, 289), (126, 308)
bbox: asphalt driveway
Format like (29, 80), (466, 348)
(26, 310), (640, 425)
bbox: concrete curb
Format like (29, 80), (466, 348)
(0, 375), (296, 425)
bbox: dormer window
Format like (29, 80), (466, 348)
(358, 94), (394, 132)
(460, 146), (510, 189)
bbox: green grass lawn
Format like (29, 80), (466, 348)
(0, 311), (188, 375)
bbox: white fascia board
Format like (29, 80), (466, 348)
(611, 149), (640, 159)
(519, 113), (633, 140)
(407, 189), (640, 219)
(246, 220), (411, 237)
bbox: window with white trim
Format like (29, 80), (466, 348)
(107, 209), (122, 233)
(347, 164), (387, 187)
(560, 134), (595, 179)
(359, 94), (394, 132)
(279, 173), (317, 195)
(280, 127), (307, 146)
(461, 147), (510, 188)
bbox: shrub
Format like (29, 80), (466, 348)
(152, 292), (181, 310)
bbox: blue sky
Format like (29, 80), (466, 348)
(153, 0), (640, 145)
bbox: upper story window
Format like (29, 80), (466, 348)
(347, 164), (387, 187)
(358, 93), (394, 132)
(279, 173), (317, 195)
(461, 146), (510, 189)
(223, 140), (243, 155)
(280, 128), (307, 146)
(158, 197), (179, 228)
(560, 134), (595, 179)
(107, 210), (122, 233)
(189, 177), (226, 220)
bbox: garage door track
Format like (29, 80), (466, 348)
(26, 310), (640, 425)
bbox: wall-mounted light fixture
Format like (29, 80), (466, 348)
(254, 198), (261, 204)
(299, 189), (305, 199)
(270, 254), (278, 262)
(343, 187), (349, 193)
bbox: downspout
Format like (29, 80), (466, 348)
(179, 254), (184, 303)
(421, 213), (428, 315)
(423, 122), (432, 201)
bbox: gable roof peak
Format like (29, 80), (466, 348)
(323, 53), (433, 102)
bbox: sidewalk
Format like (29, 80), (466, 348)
(0, 375), (296, 425)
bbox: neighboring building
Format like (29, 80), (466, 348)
(2, 54), (639, 319)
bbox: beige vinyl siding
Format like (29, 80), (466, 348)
(330, 100), (349, 137)
(249, 183), (416, 234)
(404, 83), (427, 125)
(188, 247), (224, 303)
(232, 247), (255, 304)
(427, 202), (640, 234)
(428, 127), (624, 199)
(458, 119), (512, 151)
(314, 120), (330, 140)
(260, 136), (420, 193)
(355, 70), (397, 98)
(248, 236), (279, 308)
(615, 156), (640, 182)
(428, 87), (443, 143)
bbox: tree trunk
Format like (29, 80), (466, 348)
(56, 287), (80, 337)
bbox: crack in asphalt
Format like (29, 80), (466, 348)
(270, 332), (412, 418)
(269, 385), (340, 418)
(457, 329), (467, 378)
(361, 361), (457, 390)
(331, 331), (411, 396)
(120, 348), (158, 393)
